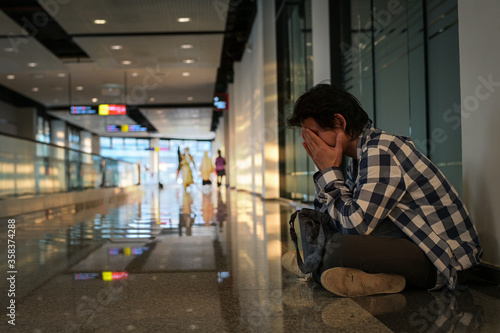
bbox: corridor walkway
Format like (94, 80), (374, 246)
(0, 184), (498, 332)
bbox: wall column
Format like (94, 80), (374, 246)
(458, 0), (500, 267)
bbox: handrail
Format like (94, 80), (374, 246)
(0, 132), (135, 165)
(0, 133), (139, 198)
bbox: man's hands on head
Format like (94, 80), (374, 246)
(302, 127), (344, 171)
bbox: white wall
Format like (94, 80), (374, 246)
(458, 0), (500, 267)
(230, 0), (279, 198)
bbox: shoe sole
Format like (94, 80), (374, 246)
(320, 267), (406, 297)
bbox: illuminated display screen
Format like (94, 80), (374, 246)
(129, 125), (147, 132)
(105, 125), (147, 132)
(99, 104), (127, 115)
(70, 106), (97, 115)
(106, 125), (121, 132)
(213, 93), (228, 111)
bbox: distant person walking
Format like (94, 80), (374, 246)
(180, 147), (195, 189)
(200, 151), (214, 186)
(215, 149), (226, 187)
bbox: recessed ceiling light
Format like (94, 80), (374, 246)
(27, 62), (37, 67)
(32, 87), (39, 92)
(183, 59), (195, 64)
(177, 17), (191, 23)
(180, 44), (193, 49)
(187, 97), (194, 101)
(57, 73), (66, 78)
(111, 45), (123, 50)
(6, 75), (15, 80)
(131, 72), (138, 77)
(149, 97), (155, 102)
(182, 72), (190, 77)
(75, 86), (83, 91)
(94, 19), (106, 24)
(122, 60), (132, 65)
(92, 98), (98, 103)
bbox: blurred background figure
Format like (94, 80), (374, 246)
(180, 147), (195, 189)
(215, 149), (226, 187)
(200, 151), (214, 187)
(176, 146), (182, 179)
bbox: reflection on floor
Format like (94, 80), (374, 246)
(0, 184), (499, 332)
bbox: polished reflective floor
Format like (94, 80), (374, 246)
(1, 184), (499, 332)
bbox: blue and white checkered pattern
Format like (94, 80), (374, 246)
(313, 127), (482, 289)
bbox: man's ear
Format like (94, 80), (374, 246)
(334, 114), (347, 131)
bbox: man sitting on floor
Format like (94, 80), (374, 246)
(283, 83), (482, 297)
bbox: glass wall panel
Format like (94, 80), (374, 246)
(338, 0), (462, 193)
(407, 0), (427, 155)
(373, 0), (410, 136)
(277, 0), (314, 201)
(0, 133), (138, 198)
(343, 0), (375, 121)
(426, 0), (462, 194)
(36, 116), (51, 144)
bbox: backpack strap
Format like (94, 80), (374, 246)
(288, 210), (309, 274)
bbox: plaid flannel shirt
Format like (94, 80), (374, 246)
(313, 126), (482, 289)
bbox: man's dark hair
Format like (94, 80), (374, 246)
(287, 83), (372, 140)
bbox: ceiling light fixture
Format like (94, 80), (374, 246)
(177, 17), (191, 23)
(57, 73), (66, 78)
(27, 62), (37, 67)
(182, 72), (190, 77)
(149, 97), (155, 102)
(122, 60), (132, 65)
(111, 45), (123, 50)
(92, 98), (98, 103)
(6, 75), (15, 80)
(32, 87), (39, 92)
(94, 19), (106, 24)
(187, 97), (194, 101)
(180, 44), (193, 49)
(183, 59), (194, 64)
(75, 86), (83, 91)
(131, 72), (138, 77)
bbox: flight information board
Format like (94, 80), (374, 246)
(70, 106), (97, 114)
(99, 104), (127, 115)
